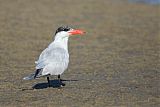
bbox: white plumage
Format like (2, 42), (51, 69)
(35, 33), (69, 76)
(23, 26), (84, 87)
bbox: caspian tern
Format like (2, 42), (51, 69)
(23, 26), (85, 87)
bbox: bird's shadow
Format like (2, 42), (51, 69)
(32, 79), (78, 89)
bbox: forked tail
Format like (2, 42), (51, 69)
(23, 69), (42, 80)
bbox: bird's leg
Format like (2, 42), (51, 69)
(47, 77), (51, 87)
(58, 75), (65, 86)
(58, 75), (61, 83)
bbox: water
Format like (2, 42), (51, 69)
(128, 0), (160, 5)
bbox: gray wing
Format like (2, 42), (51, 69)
(35, 47), (69, 69)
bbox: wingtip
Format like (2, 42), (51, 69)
(23, 73), (35, 80)
(23, 76), (32, 80)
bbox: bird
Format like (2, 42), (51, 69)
(23, 26), (85, 87)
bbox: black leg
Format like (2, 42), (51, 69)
(58, 75), (65, 87)
(47, 77), (51, 87)
(58, 75), (61, 82)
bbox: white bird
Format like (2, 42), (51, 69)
(23, 26), (85, 87)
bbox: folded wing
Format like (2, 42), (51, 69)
(35, 47), (69, 70)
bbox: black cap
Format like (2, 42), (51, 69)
(55, 26), (72, 35)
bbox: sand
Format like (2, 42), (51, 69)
(0, 0), (159, 107)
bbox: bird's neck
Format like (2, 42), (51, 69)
(52, 37), (69, 51)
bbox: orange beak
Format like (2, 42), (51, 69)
(68, 29), (85, 35)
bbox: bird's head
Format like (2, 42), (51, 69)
(54, 26), (85, 40)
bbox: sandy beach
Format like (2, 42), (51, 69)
(0, 0), (159, 107)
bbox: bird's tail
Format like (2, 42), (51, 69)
(23, 69), (42, 80)
(23, 73), (35, 80)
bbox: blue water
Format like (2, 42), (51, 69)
(128, 0), (160, 5)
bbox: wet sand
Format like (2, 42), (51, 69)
(0, 0), (159, 107)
